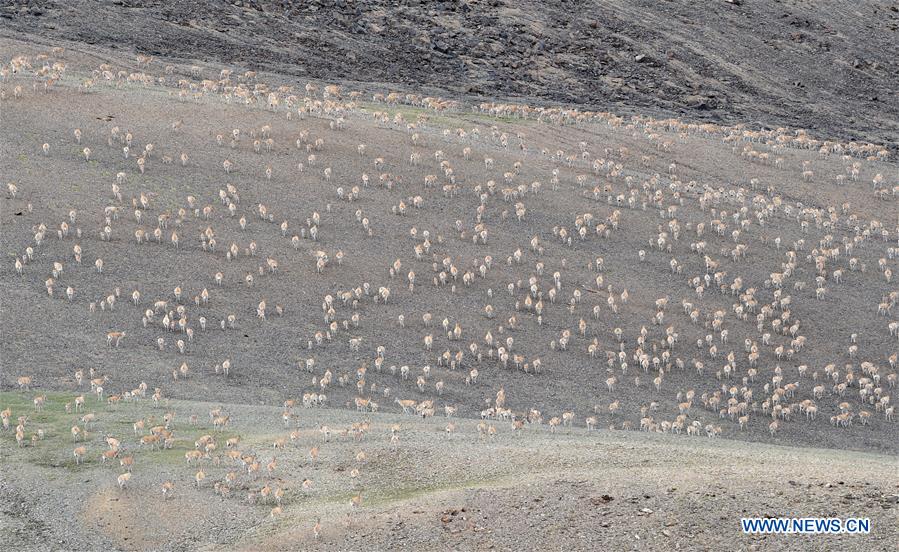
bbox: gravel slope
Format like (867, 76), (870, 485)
(1, 0), (898, 145)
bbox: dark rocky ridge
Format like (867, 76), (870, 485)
(2, 0), (898, 144)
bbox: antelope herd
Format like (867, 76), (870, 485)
(1, 45), (898, 541)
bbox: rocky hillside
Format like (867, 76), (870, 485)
(1, 0), (897, 145)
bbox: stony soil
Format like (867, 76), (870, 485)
(1, 1), (898, 146)
(0, 34), (897, 551)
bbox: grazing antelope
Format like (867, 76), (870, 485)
(117, 473), (131, 489)
(81, 412), (97, 430)
(395, 398), (416, 414)
(185, 450), (203, 464)
(140, 434), (161, 449)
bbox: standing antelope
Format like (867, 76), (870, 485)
(162, 480), (175, 499)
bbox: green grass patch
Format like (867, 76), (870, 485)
(1, 390), (74, 426)
(307, 476), (504, 509)
(357, 101), (532, 133)
(1, 391), (105, 464)
(361, 477), (497, 507)
(141, 444), (190, 465)
(0, 391), (240, 470)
